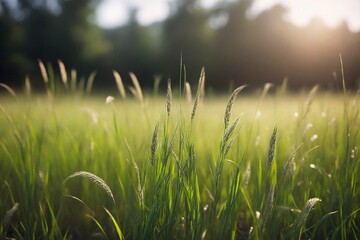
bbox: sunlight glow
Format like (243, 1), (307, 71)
(96, 0), (360, 32)
(249, 0), (360, 32)
(137, 3), (169, 26)
(96, 0), (128, 28)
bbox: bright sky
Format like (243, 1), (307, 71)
(96, 0), (360, 32)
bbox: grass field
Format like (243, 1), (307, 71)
(0, 67), (359, 239)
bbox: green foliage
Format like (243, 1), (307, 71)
(0, 79), (359, 239)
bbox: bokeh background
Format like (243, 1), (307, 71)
(1, 0), (360, 92)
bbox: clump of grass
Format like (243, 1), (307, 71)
(0, 63), (359, 239)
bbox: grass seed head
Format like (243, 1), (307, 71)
(113, 70), (126, 99)
(129, 72), (143, 103)
(191, 68), (206, 122)
(267, 126), (277, 167)
(151, 122), (159, 167)
(57, 59), (68, 88)
(65, 171), (115, 204)
(166, 79), (172, 117)
(106, 96), (115, 104)
(224, 85), (247, 130)
(291, 198), (321, 233)
(185, 82), (192, 104)
(38, 60), (49, 84)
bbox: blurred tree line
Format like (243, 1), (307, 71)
(1, 0), (360, 92)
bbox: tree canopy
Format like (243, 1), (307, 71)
(1, 0), (359, 92)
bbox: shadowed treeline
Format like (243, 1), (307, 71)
(1, 0), (360, 92)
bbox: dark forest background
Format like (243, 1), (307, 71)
(1, 0), (360, 92)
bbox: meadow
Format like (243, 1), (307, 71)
(0, 64), (359, 239)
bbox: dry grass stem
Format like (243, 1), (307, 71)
(25, 75), (31, 96)
(85, 71), (97, 95)
(0, 83), (17, 97)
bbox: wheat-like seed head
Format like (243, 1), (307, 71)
(38, 60), (49, 84)
(191, 68), (206, 122)
(224, 85), (247, 130)
(57, 59), (68, 88)
(166, 79), (172, 117)
(291, 197), (321, 231)
(267, 127), (277, 167)
(262, 185), (275, 232)
(113, 70), (126, 99)
(151, 123), (159, 167)
(106, 96), (115, 104)
(220, 116), (240, 154)
(65, 171), (115, 204)
(185, 82), (192, 104)
(129, 72), (143, 103)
